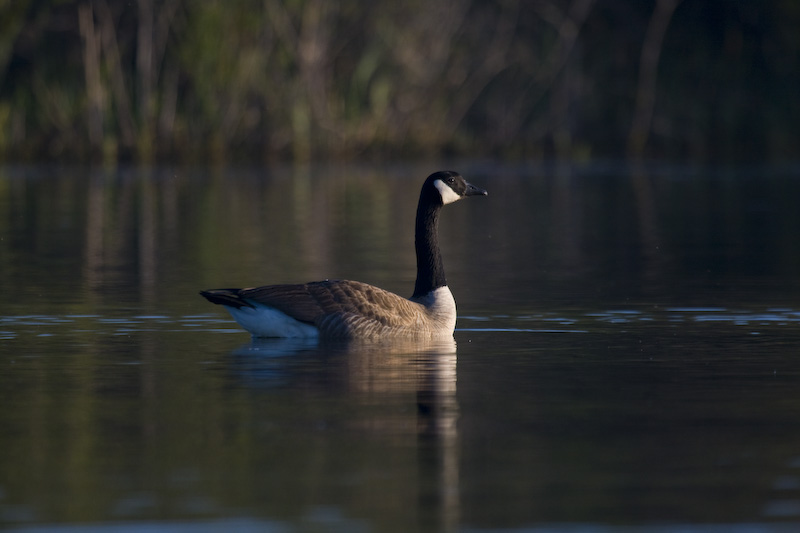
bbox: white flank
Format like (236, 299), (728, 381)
(433, 179), (462, 205)
(226, 303), (319, 338)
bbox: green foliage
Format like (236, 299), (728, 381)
(0, 0), (797, 163)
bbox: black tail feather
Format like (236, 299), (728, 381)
(199, 289), (254, 309)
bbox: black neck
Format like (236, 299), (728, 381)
(413, 195), (446, 298)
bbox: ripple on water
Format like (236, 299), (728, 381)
(459, 307), (800, 335)
(0, 313), (236, 337)
(2, 307), (799, 339)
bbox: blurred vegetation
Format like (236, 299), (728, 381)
(0, 0), (798, 163)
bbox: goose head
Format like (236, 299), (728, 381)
(425, 171), (488, 206)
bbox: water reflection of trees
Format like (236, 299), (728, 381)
(0, 319), (461, 528)
(4, 163), (800, 315)
(3, 162), (800, 525)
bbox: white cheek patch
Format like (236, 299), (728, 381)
(434, 179), (462, 205)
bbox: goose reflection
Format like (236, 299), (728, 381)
(227, 337), (460, 531)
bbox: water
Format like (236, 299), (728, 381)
(2, 162), (800, 531)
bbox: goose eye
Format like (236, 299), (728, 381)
(446, 177), (455, 184)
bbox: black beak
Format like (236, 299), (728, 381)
(464, 181), (488, 197)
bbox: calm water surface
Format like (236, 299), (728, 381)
(2, 162), (800, 532)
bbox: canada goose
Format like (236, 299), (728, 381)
(200, 171), (487, 339)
